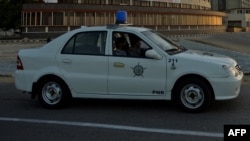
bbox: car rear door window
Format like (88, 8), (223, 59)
(62, 31), (107, 55)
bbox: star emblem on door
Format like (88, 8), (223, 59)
(131, 62), (146, 77)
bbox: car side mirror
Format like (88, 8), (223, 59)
(145, 49), (162, 60)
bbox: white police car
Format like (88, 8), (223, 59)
(15, 11), (243, 113)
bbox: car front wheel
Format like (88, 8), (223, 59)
(38, 77), (71, 109)
(174, 77), (213, 113)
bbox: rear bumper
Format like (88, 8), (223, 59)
(15, 70), (32, 93)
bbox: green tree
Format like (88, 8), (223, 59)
(0, 0), (21, 30)
(0, 0), (44, 30)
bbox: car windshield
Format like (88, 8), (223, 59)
(142, 30), (186, 54)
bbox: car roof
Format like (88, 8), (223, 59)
(73, 25), (150, 33)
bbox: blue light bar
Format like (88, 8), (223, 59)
(116, 11), (127, 24)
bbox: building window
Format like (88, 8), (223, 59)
(141, 1), (150, 6)
(133, 0), (140, 6)
(53, 12), (63, 25)
(42, 12), (52, 25)
(173, 3), (181, 8)
(120, 0), (130, 5)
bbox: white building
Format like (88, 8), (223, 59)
(226, 8), (250, 31)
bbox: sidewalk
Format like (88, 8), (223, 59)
(0, 36), (250, 76)
(0, 42), (45, 76)
(178, 39), (250, 74)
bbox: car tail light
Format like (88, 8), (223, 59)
(17, 56), (24, 70)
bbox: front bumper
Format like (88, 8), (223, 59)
(208, 73), (244, 100)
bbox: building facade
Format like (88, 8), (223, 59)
(226, 8), (250, 31)
(212, 0), (250, 11)
(211, 0), (250, 31)
(21, 0), (227, 38)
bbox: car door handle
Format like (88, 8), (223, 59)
(113, 62), (125, 68)
(62, 59), (72, 64)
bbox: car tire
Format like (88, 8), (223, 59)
(174, 77), (212, 113)
(38, 77), (71, 109)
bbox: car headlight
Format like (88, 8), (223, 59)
(222, 65), (239, 77)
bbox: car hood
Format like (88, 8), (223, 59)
(179, 49), (237, 66)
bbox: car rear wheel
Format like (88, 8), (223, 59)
(174, 77), (213, 113)
(38, 77), (71, 109)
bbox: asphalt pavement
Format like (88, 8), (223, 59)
(0, 82), (250, 141)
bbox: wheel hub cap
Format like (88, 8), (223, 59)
(181, 85), (204, 109)
(42, 82), (62, 105)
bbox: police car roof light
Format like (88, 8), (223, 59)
(116, 11), (127, 24)
(107, 11), (133, 29)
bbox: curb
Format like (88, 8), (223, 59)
(0, 39), (46, 44)
(0, 74), (14, 77)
